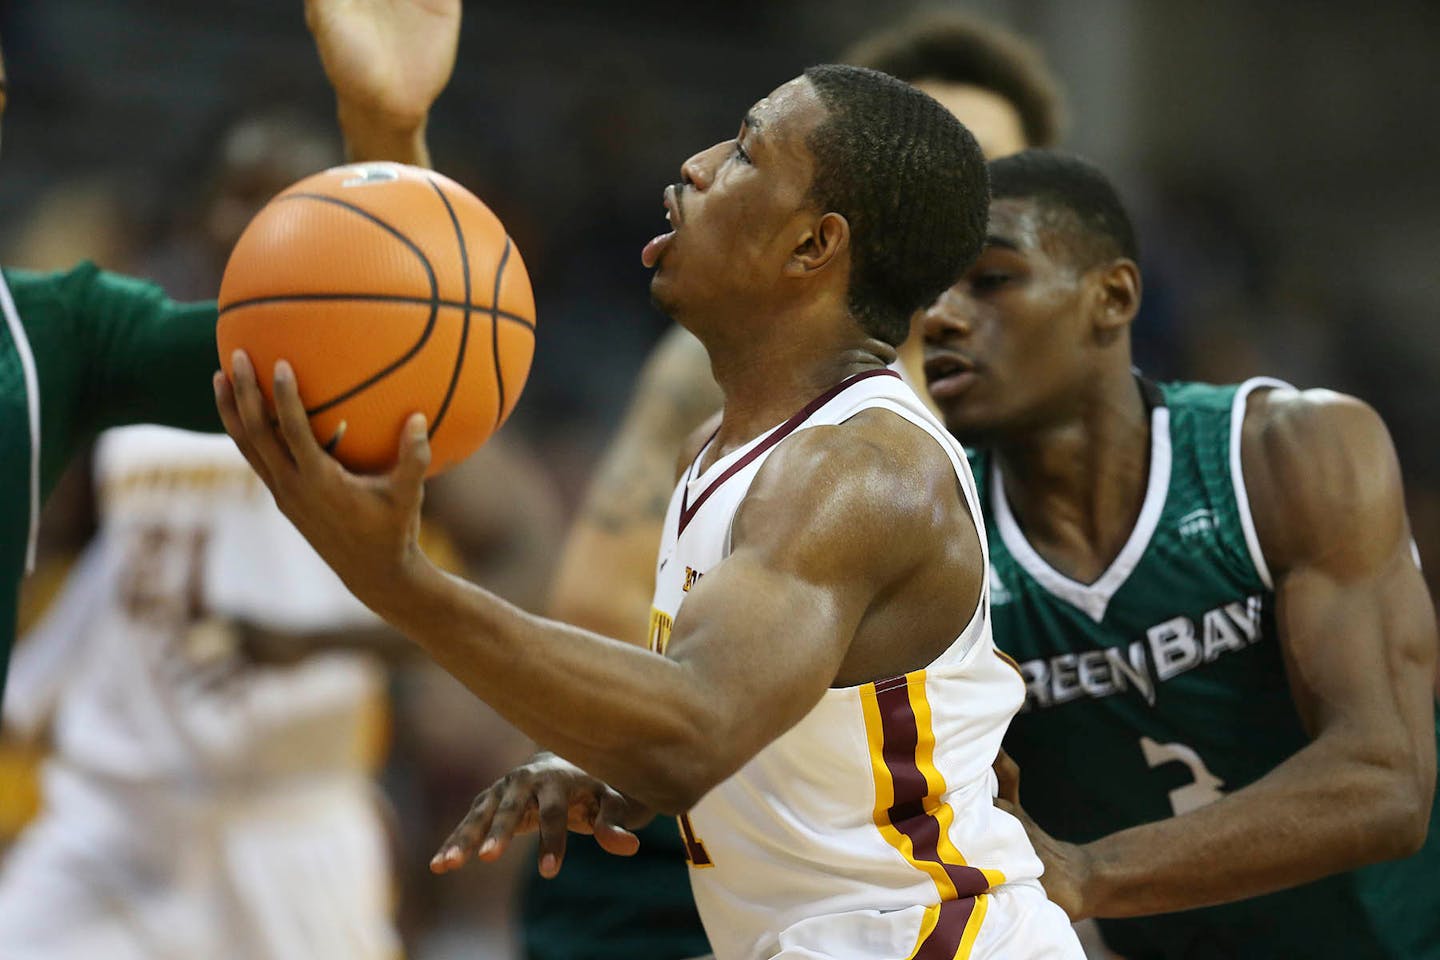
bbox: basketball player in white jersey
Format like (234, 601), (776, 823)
(0, 426), (400, 960)
(217, 65), (1082, 958)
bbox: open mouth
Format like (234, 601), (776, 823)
(924, 351), (978, 399)
(641, 184), (683, 269)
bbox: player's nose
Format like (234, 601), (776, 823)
(922, 288), (974, 342)
(680, 140), (726, 192)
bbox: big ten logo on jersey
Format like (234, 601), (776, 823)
(1018, 595), (1265, 711)
(648, 607), (674, 655)
(683, 565), (703, 593)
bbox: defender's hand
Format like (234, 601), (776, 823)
(993, 749), (1093, 920)
(213, 352), (432, 615)
(305, 0), (461, 130)
(431, 753), (651, 879)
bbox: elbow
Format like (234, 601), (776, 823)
(1376, 782), (1432, 860)
(623, 706), (735, 816)
(1361, 763), (1433, 862)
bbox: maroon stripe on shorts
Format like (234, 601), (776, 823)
(676, 369), (899, 537)
(913, 895), (979, 960)
(873, 677), (991, 901)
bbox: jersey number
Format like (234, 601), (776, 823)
(1139, 736), (1225, 815)
(677, 813), (712, 868)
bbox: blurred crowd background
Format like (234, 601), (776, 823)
(0, 0), (1436, 957)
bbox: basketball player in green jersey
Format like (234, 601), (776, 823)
(0, 0), (460, 700)
(518, 17), (1066, 960)
(922, 150), (1439, 958)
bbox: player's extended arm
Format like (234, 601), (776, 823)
(548, 325), (722, 643)
(215, 353), (922, 814)
(1015, 389), (1437, 920)
(304, 0), (461, 166)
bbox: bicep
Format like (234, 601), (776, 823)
(77, 269), (220, 435)
(1249, 393), (1437, 773)
(662, 545), (862, 771)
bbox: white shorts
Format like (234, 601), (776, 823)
(0, 765), (399, 960)
(770, 880), (1083, 960)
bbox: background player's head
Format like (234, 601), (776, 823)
(843, 12), (1064, 160)
(648, 65), (988, 353)
(922, 150), (1141, 445)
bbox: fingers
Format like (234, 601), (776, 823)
(214, 371), (274, 488)
(271, 360), (330, 474)
(226, 351), (298, 485)
(477, 784), (537, 864)
(592, 791), (641, 858)
(430, 791), (498, 874)
(534, 779), (571, 878)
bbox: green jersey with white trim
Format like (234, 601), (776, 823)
(977, 377), (1440, 959)
(0, 262), (219, 702)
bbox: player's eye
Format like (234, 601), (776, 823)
(971, 272), (1010, 292)
(733, 141), (751, 164)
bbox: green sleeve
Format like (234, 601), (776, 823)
(63, 262), (222, 436)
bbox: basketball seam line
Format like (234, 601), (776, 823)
(217, 293), (534, 332)
(275, 192), (442, 418)
(427, 179), (470, 441)
(489, 238), (513, 431)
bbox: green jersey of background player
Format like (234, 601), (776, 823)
(0, 0), (460, 703)
(922, 150), (1440, 959)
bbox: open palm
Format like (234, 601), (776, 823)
(306, 0), (461, 127)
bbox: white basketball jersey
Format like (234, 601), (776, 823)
(650, 370), (1061, 960)
(8, 426), (383, 786)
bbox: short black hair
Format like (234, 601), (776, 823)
(803, 64), (989, 345)
(989, 149), (1138, 267)
(843, 12), (1065, 149)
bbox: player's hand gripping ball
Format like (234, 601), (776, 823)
(217, 162), (535, 476)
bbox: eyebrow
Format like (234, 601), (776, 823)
(742, 112), (763, 134)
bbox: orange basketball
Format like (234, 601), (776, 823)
(217, 162), (535, 476)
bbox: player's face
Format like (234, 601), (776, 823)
(912, 80), (1028, 160)
(645, 77), (826, 326)
(922, 198), (1097, 445)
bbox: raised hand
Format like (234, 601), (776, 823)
(431, 752), (652, 879)
(305, 0), (461, 128)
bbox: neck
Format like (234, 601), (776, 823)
(991, 368), (1152, 582)
(693, 306), (893, 465)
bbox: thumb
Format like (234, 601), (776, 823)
(391, 414), (432, 507)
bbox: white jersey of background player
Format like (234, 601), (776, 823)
(0, 426), (398, 960)
(650, 372), (1081, 960)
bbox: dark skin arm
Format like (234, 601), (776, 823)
(214, 354), (965, 817)
(1001, 388), (1437, 919)
(547, 325), (722, 643)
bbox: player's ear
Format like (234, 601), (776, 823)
(1092, 258), (1141, 343)
(785, 211), (848, 279)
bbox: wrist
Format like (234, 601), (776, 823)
(1067, 841), (1105, 920)
(335, 98), (430, 166)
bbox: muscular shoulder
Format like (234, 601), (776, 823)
(734, 409), (967, 580)
(1242, 387), (1405, 575)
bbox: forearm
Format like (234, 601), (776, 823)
(375, 559), (713, 812)
(1078, 738), (1427, 918)
(335, 100), (430, 167)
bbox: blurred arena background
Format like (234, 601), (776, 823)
(0, 0), (1436, 957)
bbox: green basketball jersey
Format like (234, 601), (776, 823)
(0, 263), (219, 701)
(976, 378), (1440, 959)
(521, 816), (710, 959)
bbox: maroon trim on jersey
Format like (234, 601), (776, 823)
(915, 895), (981, 959)
(873, 677), (991, 902)
(676, 368), (900, 538)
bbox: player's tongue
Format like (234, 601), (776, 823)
(641, 230), (675, 268)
